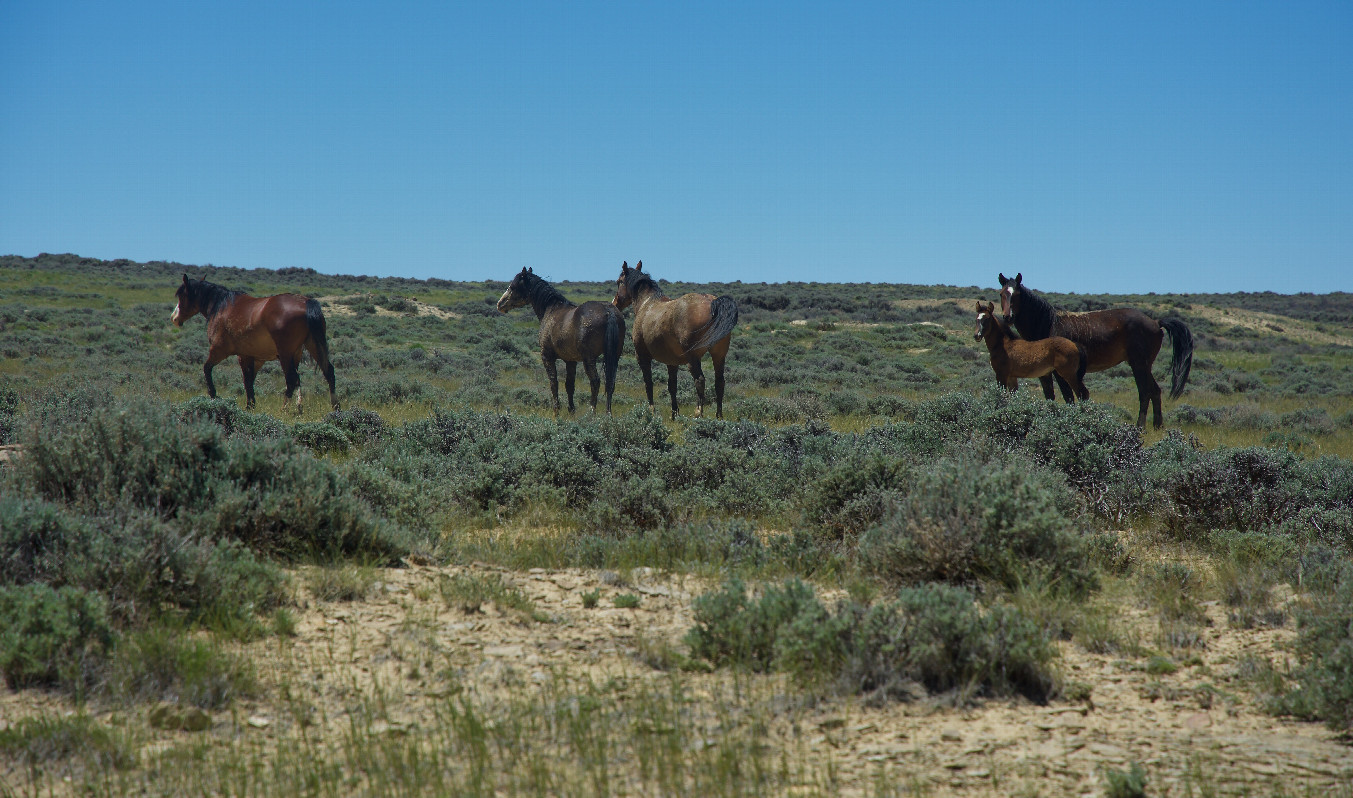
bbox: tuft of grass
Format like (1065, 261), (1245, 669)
(0, 713), (138, 772)
(104, 625), (258, 710)
(613, 593), (641, 609)
(1104, 761), (1148, 798)
(305, 563), (379, 602)
(437, 571), (548, 622)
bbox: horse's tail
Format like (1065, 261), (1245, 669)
(305, 298), (333, 371)
(1159, 318), (1194, 400)
(687, 295), (740, 354)
(603, 304), (623, 398)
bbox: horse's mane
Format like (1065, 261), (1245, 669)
(1012, 284), (1057, 340)
(992, 313), (1021, 340)
(187, 278), (242, 320)
(624, 269), (664, 299)
(520, 271), (573, 311)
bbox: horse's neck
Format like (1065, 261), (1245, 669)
(982, 326), (1011, 357)
(632, 284), (667, 314)
(530, 289), (572, 320)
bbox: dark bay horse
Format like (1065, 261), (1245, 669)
(998, 272), (1193, 428)
(171, 275), (338, 415)
(497, 267), (624, 415)
(975, 301), (1088, 402)
(612, 261), (739, 419)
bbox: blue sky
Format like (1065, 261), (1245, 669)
(2, 1), (1349, 293)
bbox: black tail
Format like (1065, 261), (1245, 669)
(603, 304), (624, 400)
(1159, 318), (1193, 400)
(305, 298), (332, 369)
(687, 295), (739, 354)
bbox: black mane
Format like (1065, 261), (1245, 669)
(623, 269), (663, 299)
(1012, 283), (1057, 340)
(518, 271), (573, 316)
(185, 278), (242, 320)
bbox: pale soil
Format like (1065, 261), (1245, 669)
(3, 560), (1352, 796)
(1183, 304), (1353, 348)
(316, 294), (460, 320)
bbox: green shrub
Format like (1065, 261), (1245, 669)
(685, 578), (823, 672)
(857, 451), (1096, 597)
(1280, 572), (1353, 731)
(105, 626), (257, 710)
(687, 579), (1058, 703)
(802, 456), (911, 539)
(291, 421), (351, 454)
(0, 713), (138, 771)
(0, 584), (113, 691)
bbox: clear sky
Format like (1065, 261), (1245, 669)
(2, 1), (1349, 293)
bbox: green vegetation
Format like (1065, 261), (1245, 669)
(1, 253), (1351, 794)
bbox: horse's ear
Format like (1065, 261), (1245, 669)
(182, 274), (189, 284)
(975, 301), (983, 312)
(998, 272), (1008, 286)
(635, 261), (643, 271)
(1014, 273), (1022, 286)
(528, 267), (534, 274)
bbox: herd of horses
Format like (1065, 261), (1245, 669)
(170, 266), (1194, 429)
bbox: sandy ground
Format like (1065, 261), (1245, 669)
(3, 560), (1352, 796)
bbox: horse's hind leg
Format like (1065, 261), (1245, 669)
(280, 355), (303, 416)
(564, 361), (578, 414)
(687, 357), (707, 418)
(1130, 362), (1162, 428)
(711, 342), (728, 419)
(637, 351), (655, 408)
(304, 338), (339, 411)
(1053, 373), (1076, 403)
(240, 357), (258, 409)
(582, 358), (601, 413)
(666, 364), (680, 420)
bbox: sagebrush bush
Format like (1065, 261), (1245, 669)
(10, 401), (410, 563)
(105, 626), (258, 710)
(687, 579), (1058, 703)
(0, 584), (114, 691)
(1279, 569), (1353, 731)
(857, 451), (1096, 597)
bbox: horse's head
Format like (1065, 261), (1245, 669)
(171, 274), (200, 326)
(497, 267), (534, 313)
(997, 272), (1024, 319)
(612, 260), (642, 310)
(974, 301), (998, 341)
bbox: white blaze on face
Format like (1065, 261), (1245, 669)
(496, 287), (512, 312)
(171, 302), (181, 325)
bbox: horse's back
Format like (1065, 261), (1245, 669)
(1054, 308), (1162, 370)
(213, 293), (313, 361)
(543, 301), (614, 361)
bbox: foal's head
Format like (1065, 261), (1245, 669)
(612, 261), (647, 311)
(973, 301), (1001, 342)
(496, 267), (537, 313)
(997, 272), (1025, 319)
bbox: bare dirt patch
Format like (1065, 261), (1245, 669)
(4, 561), (1350, 796)
(317, 294), (460, 320)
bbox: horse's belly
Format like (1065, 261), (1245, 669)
(234, 331), (280, 361)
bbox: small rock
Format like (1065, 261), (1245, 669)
(247, 716), (271, 729)
(1183, 712), (1211, 730)
(180, 708), (212, 732)
(148, 702), (180, 730)
(941, 730), (963, 742)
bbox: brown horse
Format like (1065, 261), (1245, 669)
(497, 266), (625, 415)
(612, 261), (739, 419)
(998, 272), (1193, 428)
(975, 301), (1088, 402)
(171, 275), (338, 415)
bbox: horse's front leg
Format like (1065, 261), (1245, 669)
(666, 364), (681, 420)
(564, 361), (578, 414)
(687, 356), (707, 418)
(542, 353), (561, 417)
(582, 358), (601, 413)
(203, 361), (218, 399)
(637, 351), (655, 408)
(1038, 375), (1056, 400)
